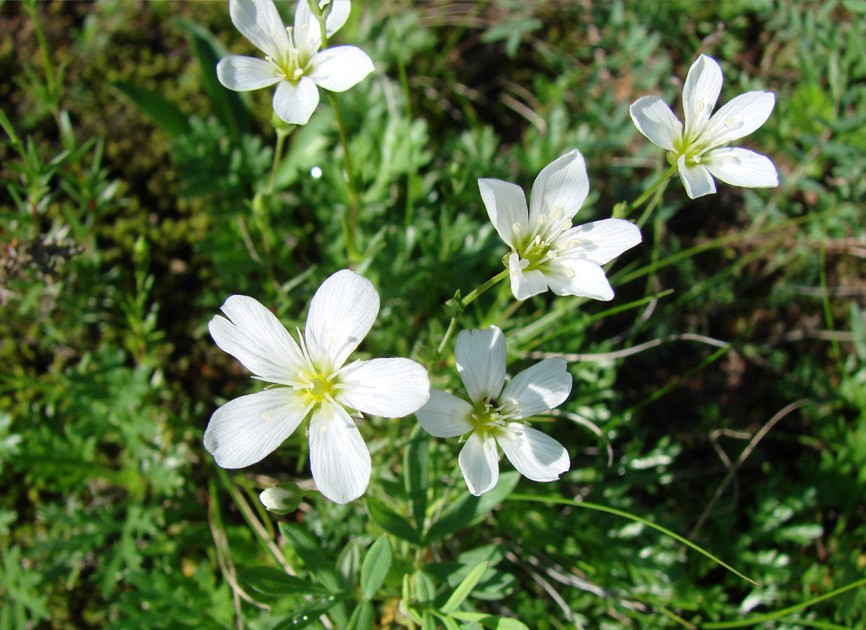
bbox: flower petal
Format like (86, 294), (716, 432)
(705, 91), (775, 146)
(478, 178), (528, 249)
(416, 390), (473, 438)
(273, 77), (320, 125)
(455, 326), (506, 403)
(544, 258), (615, 301)
(309, 402), (371, 503)
(229, 0), (289, 61)
(677, 154), (716, 199)
(529, 150), (589, 224)
(459, 432), (500, 496)
(336, 358), (430, 417)
(629, 95), (683, 151)
(294, 0), (352, 58)
(204, 388), (309, 468)
(683, 54), (723, 136)
(558, 218), (642, 266)
(217, 55), (283, 91)
(209, 295), (306, 384)
(308, 46), (374, 92)
(500, 357), (572, 419)
(305, 269), (379, 371)
(499, 424), (569, 482)
(705, 147), (779, 188)
(508, 252), (548, 301)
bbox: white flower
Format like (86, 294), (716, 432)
(416, 326), (571, 496)
(479, 150), (642, 302)
(217, 0), (374, 125)
(204, 269), (430, 504)
(629, 54), (778, 199)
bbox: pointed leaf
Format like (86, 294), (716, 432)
(111, 81), (190, 138)
(272, 594), (347, 630)
(176, 17), (250, 141)
(239, 566), (330, 597)
(345, 599), (374, 630)
(441, 561), (488, 614)
(425, 472), (520, 543)
(404, 424), (430, 531)
(278, 522), (343, 593)
(360, 536), (392, 599)
(366, 497), (421, 545)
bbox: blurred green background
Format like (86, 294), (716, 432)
(1, 0), (864, 628)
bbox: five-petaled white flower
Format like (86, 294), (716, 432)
(629, 54), (778, 199)
(217, 0), (374, 125)
(480, 150), (642, 302)
(416, 326), (571, 496)
(204, 269), (430, 504)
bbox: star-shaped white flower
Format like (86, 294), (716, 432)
(217, 0), (374, 125)
(416, 326), (571, 496)
(204, 269), (430, 504)
(630, 54), (778, 199)
(480, 150), (642, 302)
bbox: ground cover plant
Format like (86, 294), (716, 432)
(1, 0), (865, 629)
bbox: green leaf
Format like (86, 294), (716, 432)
(360, 535), (392, 599)
(346, 599), (374, 630)
(366, 497), (421, 545)
(440, 561), (488, 614)
(278, 522), (344, 593)
(451, 612), (530, 630)
(336, 538), (362, 588)
(426, 472), (520, 543)
(111, 80), (190, 138)
(432, 611), (461, 630)
(176, 18), (249, 141)
(238, 566), (330, 597)
(272, 594), (346, 630)
(412, 570), (437, 604)
(421, 611), (437, 630)
(404, 424), (430, 532)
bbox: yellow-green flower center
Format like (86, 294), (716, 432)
(303, 373), (335, 404)
(469, 399), (511, 441)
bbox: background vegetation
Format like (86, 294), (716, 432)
(1, 0), (864, 628)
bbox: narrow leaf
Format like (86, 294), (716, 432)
(176, 17), (250, 141)
(404, 424), (430, 532)
(441, 561), (488, 614)
(239, 566), (330, 597)
(366, 497), (421, 545)
(111, 80), (190, 138)
(346, 599), (374, 630)
(272, 594), (346, 630)
(426, 472), (520, 543)
(278, 522), (344, 593)
(360, 535), (392, 599)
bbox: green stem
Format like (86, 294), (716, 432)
(268, 128), (291, 194)
(701, 577), (866, 629)
(437, 269), (509, 354)
(329, 92), (359, 261)
(508, 494), (759, 586)
(624, 164), (677, 218)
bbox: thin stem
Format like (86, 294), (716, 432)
(509, 494), (759, 586)
(700, 577), (866, 628)
(624, 164), (677, 219)
(329, 92), (359, 261)
(437, 269), (509, 354)
(268, 128), (291, 194)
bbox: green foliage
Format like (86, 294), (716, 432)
(2, 0), (865, 629)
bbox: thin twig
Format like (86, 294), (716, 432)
(690, 399), (809, 538)
(504, 551), (574, 622)
(527, 333), (729, 362)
